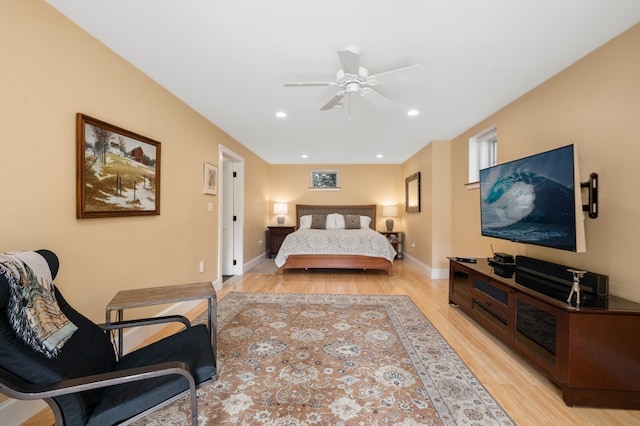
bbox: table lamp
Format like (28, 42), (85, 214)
(382, 205), (398, 232)
(273, 203), (288, 226)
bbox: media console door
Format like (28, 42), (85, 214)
(448, 258), (640, 409)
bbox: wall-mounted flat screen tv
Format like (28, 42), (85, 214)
(479, 144), (586, 252)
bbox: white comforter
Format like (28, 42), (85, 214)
(274, 228), (397, 268)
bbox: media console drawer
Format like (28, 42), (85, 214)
(448, 257), (640, 409)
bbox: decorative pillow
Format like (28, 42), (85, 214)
(327, 213), (345, 229)
(360, 215), (372, 229)
(310, 214), (327, 229)
(344, 215), (361, 229)
(299, 215), (312, 229)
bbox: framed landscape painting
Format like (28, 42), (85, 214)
(76, 113), (161, 218)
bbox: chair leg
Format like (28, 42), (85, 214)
(189, 386), (198, 426)
(44, 398), (65, 426)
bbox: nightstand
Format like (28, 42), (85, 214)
(380, 231), (404, 259)
(266, 226), (296, 258)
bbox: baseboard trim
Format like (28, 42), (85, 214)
(403, 254), (448, 280)
(244, 252), (267, 273)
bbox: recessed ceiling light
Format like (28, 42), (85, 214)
(301, 154), (308, 159)
(376, 154), (384, 158)
(407, 109), (419, 117)
(275, 111), (287, 118)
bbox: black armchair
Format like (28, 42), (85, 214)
(0, 249), (216, 425)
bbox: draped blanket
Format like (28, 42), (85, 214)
(0, 251), (77, 358)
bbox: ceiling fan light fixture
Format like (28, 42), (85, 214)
(346, 82), (360, 93)
(285, 48), (426, 114)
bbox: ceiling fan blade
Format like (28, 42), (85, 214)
(337, 48), (360, 76)
(320, 94), (345, 110)
(370, 64), (427, 85)
(361, 88), (395, 110)
(284, 82), (335, 87)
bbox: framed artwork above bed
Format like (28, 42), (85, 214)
(309, 170), (340, 191)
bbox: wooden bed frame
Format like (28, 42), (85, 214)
(277, 204), (393, 275)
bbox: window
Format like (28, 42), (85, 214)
(309, 170), (340, 191)
(468, 125), (497, 184)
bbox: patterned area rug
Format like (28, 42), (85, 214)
(136, 293), (514, 425)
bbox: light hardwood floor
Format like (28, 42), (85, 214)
(24, 259), (639, 425)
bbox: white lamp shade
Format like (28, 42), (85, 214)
(273, 203), (288, 215)
(382, 205), (398, 217)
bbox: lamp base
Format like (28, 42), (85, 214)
(385, 218), (394, 232)
(277, 216), (285, 225)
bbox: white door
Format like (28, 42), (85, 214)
(218, 146), (244, 279)
(221, 158), (235, 276)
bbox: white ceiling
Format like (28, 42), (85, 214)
(46, 1), (639, 165)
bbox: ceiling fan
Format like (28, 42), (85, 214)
(284, 47), (427, 113)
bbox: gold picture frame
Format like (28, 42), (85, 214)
(76, 114), (160, 219)
(405, 172), (421, 213)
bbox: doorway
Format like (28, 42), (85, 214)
(218, 146), (244, 285)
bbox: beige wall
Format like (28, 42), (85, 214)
(0, 1), (270, 322)
(269, 164), (404, 231)
(449, 23), (640, 302)
(400, 141), (452, 275)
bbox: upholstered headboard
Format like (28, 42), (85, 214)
(295, 205), (377, 230)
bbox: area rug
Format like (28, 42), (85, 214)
(136, 292), (514, 425)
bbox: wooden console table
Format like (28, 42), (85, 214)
(106, 282), (216, 358)
(448, 257), (640, 409)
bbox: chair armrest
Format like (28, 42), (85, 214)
(0, 361), (195, 400)
(99, 314), (191, 330)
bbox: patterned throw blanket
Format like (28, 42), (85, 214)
(0, 251), (77, 358)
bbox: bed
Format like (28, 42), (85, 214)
(275, 204), (396, 275)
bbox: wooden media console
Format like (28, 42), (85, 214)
(448, 256), (640, 409)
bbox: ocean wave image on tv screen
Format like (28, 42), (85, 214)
(480, 145), (576, 251)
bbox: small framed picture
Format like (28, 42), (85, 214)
(309, 170), (340, 190)
(203, 162), (217, 195)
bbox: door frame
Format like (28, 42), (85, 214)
(217, 145), (244, 286)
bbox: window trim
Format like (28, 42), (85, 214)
(468, 125), (497, 186)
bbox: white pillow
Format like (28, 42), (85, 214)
(327, 213), (345, 229)
(299, 215), (312, 229)
(360, 215), (372, 229)
(325, 213), (336, 229)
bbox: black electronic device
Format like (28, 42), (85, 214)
(516, 255), (608, 296)
(455, 256), (477, 263)
(493, 252), (514, 264)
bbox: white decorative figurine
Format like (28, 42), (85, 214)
(567, 269), (587, 308)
